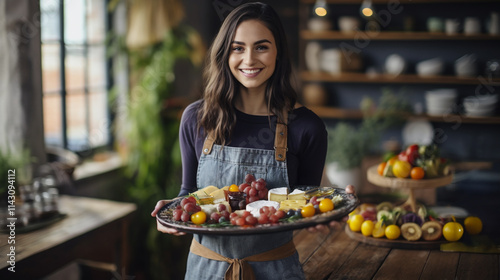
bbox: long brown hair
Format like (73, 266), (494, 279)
(198, 2), (297, 146)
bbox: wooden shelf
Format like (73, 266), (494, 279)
(301, 71), (500, 85)
(307, 106), (500, 124)
(301, 30), (500, 41)
(300, 0), (498, 4)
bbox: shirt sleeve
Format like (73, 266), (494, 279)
(178, 102), (201, 196)
(294, 110), (328, 186)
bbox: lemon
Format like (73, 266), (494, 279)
(464, 216), (482, 235)
(361, 220), (374, 236)
(443, 221), (464, 241)
(385, 225), (401, 240)
(393, 160), (412, 178)
(349, 214), (364, 232)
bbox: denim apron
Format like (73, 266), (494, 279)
(185, 123), (305, 280)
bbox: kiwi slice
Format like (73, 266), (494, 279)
(421, 221), (442, 241)
(376, 201), (393, 212)
(401, 222), (422, 241)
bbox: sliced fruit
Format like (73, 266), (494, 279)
(372, 220), (386, 238)
(376, 201), (393, 212)
(421, 221), (443, 241)
(385, 225), (401, 240)
(401, 222), (422, 241)
(377, 162), (387, 176)
(464, 216), (482, 235)
(376, 210), (394, 225)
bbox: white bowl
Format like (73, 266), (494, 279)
(417, 58), (444, 76)
(464, 102), (497, 112)
(463, 94), (498, 105)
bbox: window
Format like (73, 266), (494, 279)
(40, 0), (111, 153)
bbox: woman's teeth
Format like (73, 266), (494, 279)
(241, 69), (261, 74)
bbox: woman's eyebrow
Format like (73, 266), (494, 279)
(232, 39), (272, 45)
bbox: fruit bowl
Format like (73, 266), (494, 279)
(367, 166), (453, 213)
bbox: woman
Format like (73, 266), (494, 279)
(151, 2), (355, 279)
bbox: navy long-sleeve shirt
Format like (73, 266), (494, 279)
(178, 100), (328, 196)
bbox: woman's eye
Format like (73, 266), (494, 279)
(256, 45), (268, 51)
(232, 46), (244, 52)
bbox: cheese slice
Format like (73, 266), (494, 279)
(288, 189), (305, 200)
(268, 187), (289, 202)
(209, 188), (227, 203)
(279, 199), (307, 211)
(246, 200), (280, 218)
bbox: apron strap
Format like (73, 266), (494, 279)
(274, 123), (287, 162)
(190, 238), (297, 280)
(202, 110), (289, 161)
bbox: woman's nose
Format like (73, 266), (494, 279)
(243, 50), (256, 65)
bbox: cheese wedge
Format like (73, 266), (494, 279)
(279, 199), (307, 211)
(288, 189), (305, 200)
(246, 200), (280, 218)
(200, 201), (232, 215)
(209, 188), (227, 203)
(268, 187), (289, 202)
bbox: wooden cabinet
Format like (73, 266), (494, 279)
(298, 0), (500, 124)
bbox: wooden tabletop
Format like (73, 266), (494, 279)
(294, 225), (500, 280)
(0, 195), (137, 278)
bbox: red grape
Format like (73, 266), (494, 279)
(254, 181), (264, 191)
(258, 214), (269, 224)
(173, 209), (183, 221)
(310, 196), (319, 206)
(275, 210), (286, 219)
(217, 204), (226, 212)
(269, 214), (280, 224)
(184, 203), (197, 214)
(236, 217), (246, 226)
(230, 212), (239, 219)
(248, 196), (259, 203)
(245, 174), (256, 183)
(181, 211), (190, 222)
(260, 206), (270, 216)
(220, 210), (230, 220)
(245, 215), (258, 226)
(258, 189), (268, 199)
(241, 211), (251, 218)
(249, 187), (258, 197)
(256, 178), (267, 188)
(210, 212), (221, 222)
(239, 183), (249, 192)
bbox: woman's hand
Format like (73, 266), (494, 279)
(151, 199), (187, 236)
(306, 184), (356, 234)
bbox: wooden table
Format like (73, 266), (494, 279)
(294, 225), (500, 280)
(0, 195), (137, 279)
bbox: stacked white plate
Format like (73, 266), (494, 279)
(463, 94), (498, 117)
(425, 88), (458, 116)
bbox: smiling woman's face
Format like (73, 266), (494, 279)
(228, 19), (277, 93)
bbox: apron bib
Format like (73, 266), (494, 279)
(185, 123), (305, 280)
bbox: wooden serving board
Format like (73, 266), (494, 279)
(345, 225), (446, 250)
(367, 166), (453, 190)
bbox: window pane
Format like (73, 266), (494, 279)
(43, 93), (63, 147)
(88, 89), (109, 147)
(87, 0), (106, 44)
(65, 45), (85, 90)
(88, 45), (106, 87)
(64, 0), (86, 45)
(41, 44), (61, 92)
(40, 0), (60, 42)
(66, 90), (88, 151)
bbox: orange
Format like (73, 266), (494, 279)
(410, 167), (425, 180)
(349, 214), (364, 232)
(377, 162), (387, 176)
(191, 211), (207, 225)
